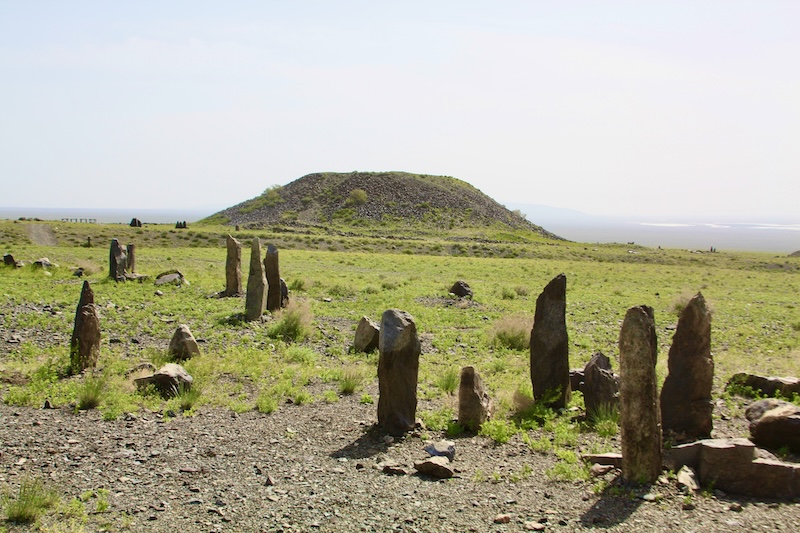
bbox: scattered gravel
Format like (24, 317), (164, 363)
(2, 394), (799, 532)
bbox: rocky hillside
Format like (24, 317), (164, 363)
(204, 171), (560, 239)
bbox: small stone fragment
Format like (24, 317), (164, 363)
(413, 456), (454, 479)
(424, 440), (456, 462)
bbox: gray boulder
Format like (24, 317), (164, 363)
(354, 316), (380, 353)
(135, 363), (193, 398)
(746, 398), (800, 453)
(168, 324), (200, 361)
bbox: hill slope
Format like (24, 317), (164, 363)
(204, 171), (561, 239)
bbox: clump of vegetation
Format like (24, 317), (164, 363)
(479, 419), (517, 444)
(489, 316), (531, 350)
(268, 300), (313, 342)
(3, 476), (60, 523)
(435, 367), (460, 395)
(76, 373), (106, 411)
(339, 368), (363, 395)
(589, 403), (620, 438)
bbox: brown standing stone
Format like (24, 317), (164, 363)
(530, 274), (570, 408)
(168, 324), (200, 361)
(619, 305), (662, 484)
(583, 352), (620, 420)
(354, 316), (380, 353)
(377, 309), (421, 436)
(109, 239), (127, 281)
(458, 366), (493, 432)
(264, 244), (281, 312)
(70, 281), (101, 373)
(225, 235), (242, 296)
(244, 238), (267, 321)
(660, 292), (714, 443)
(126, 244), (136, 274)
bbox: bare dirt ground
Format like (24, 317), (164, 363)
(1, 391), (799, 532)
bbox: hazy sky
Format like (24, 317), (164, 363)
(1, 1), (798, 219)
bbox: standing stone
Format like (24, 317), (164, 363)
(354, 316), (380, 353)
(530, 274), (570, 408)
(660, 293), (714, 443)
(126, 244), (136, 274)
(458, 366), (493, 432)
(70, 281), (101, 373)
(449, 280), (473, 298)
(619, 305), (662, 484)
(109, 239), (128, 281)
(264, 244), (282, 312)
(3, 253), (16, 267)
(224, 235), (242, 296)
(244, 239), (267, 321)
(377, 310), (421, 436)
(583, 352), (620, 420)
(280, 278), (289, 308)
(168, 324), (200, 361)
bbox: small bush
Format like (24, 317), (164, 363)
(292, 390), (313, 405)
(3, 476), (60, 523)
(500, 287), (516, 300)
(489, 316), (531, 351)
(345, 189), (368, 207)
(268, 300), (312, 342)
(288, 278), (306, 292)
(256, 392), (278, 414)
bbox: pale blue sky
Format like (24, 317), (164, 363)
(1, 1), (798, 218)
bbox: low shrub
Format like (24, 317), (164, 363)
(489, 316), (531, 351)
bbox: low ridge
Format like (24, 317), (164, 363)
(205, 171), (561, 239)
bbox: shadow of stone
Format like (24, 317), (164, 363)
(330, 424), (388, 460)
(218, 313), (246, 326)
(579, 476), (645, 528)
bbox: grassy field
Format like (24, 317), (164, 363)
(1, 219), (799, 426)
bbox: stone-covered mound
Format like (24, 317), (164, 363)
(204, 171), (560, 239)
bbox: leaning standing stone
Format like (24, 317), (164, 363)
(70, 281), (101, 373)
(264, 244), (281, 312)
(108, 239), (127, 281)
(660, 292), (714, 443)
(224, 235), (242, 296)
(168, 324), (200, 361)
(244, 238), (267, 321)
(619, 305), (662, 484)
(530, 274), (570, 408)
(458, 366), (493, 432)
(377, 309), (421, 436)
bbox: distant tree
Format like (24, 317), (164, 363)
(345, 189), (368, 207)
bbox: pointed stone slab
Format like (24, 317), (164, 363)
(619, 305), (661, 485)
(458, 366), (493, 432)
(529, 274), (570, 408)
(168, 324), (200, 361)
(244, 238), (267, 321)
(70, 281), (100, 372)
(377, 309), (421, 436)
(264, 244), (281, 312)
(660, 292), (714, 443)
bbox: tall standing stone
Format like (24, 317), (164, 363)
(70, 281), (101, 373)
(244, 238), (267, 321)
(458, 366), (493, 432)
(224, 235), (242, 296)
(109, 239), (127, 281)
(530, 274), (570, 408)
(619, 305), (662, 484)
(126, 244), (136, 274)
(264, 244), (282, 312)
(377, 309), (421, 436)
(660, 292), (714, 443)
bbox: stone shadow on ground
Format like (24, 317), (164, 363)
(579, 476), (644, 528)
(330, 424), (389, 460)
